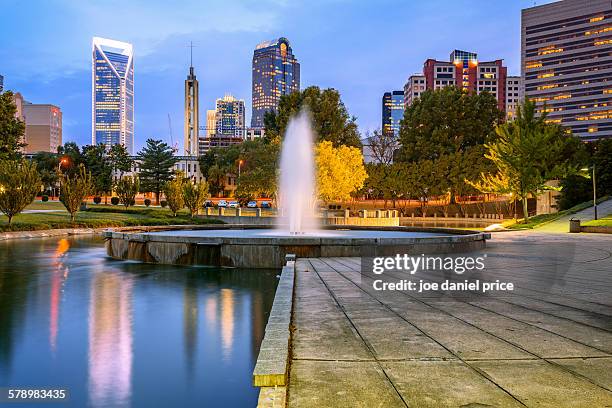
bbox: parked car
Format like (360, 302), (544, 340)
(228, 201), (240, 208)
(204, 200), (214, 208)
(247, 201), (258, 208)
(260, 201), (272, 208)
(217, 200), (228, 207)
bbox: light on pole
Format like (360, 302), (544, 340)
(581, 165), (597, 220)
(238, 160), (243, 178)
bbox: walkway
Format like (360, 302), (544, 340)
(537, 198), (612, 233)
(287, 232), (612, 407)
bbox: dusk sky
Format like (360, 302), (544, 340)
(1, 0), (555, 153)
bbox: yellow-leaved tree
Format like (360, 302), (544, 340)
(315, 141), (367, 202)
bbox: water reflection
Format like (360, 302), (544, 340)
(88, 270), (133, 408)
(0, 236), (278, 408)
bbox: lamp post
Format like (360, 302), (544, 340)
(582, 165), (597, 220)
(238, 159), (243, 178)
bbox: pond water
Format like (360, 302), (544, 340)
(0, 236), (278, 407)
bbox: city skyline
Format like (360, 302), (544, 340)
(1, 0), (556, 152)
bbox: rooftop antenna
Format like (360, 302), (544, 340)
(188, 41), (196, 68)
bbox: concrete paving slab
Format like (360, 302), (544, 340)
(550, 357), (612, 390)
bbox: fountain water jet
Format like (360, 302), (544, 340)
(277, 110), (319, 234)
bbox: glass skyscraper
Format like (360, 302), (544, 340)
(92, 37), (134, 153)
(251, 37), (300, 129)
(382, 91), (405, 137)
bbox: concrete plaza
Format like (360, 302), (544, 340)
(287, 231), (612, 407)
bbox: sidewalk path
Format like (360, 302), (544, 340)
(287, 232), (612, 407)
(537, 198), (612, 233)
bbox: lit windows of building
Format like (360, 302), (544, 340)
(251, 37), (300, 129)
(382, 91), (404, 137)
(92, 37), (134, 153)
(522, 0), (612, 140)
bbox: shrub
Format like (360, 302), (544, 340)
(111, 196), (120, 205)
(42, 195), (49, 202)
(144, 198), (151, 207)
(160, 200), (168, 208)
(93, 196), (102, 204)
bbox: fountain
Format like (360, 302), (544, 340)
(278, 110), (318, 235)
(104, 112), (490, 268)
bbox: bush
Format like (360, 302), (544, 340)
(41, 195), (49, 202)
(144, 198), (151, 207)
(111, 196), (120, 205)
(93, 196), (102, 204)
(160, 200), (167, 208)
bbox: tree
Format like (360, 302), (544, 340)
(108, 144), (134, 178)
(163, 174), (185, 216)
(364, 128), (398, 165)
(59, 164), (93, 222)
(0, 92), (26, 160)
(398, 87), (503, 162)
(236, 140), (279, 200)
(264, 86), (362, 148)
(0, 160), (41, 224)
(56, 142), (84, 175)
(82, 144), (113, 200)
(138, 139), (177, 204)
(183, 180), (209, 217)
(470, 99), (579, 221)
(315, 141), (368, 202)
(32, 152), (59, 196)
(115, 176), (139, 208)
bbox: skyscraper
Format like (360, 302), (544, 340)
(184, 45), (199, 156)
(382, 91), (404, 137)
(92, 37), (134, 153)
(0, 74), (4, 93)
(251, 37), (300, 129)
(522, 0), (612, 140)
(215, 94), (245, 140)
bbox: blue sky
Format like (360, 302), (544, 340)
(1, 0), (555, 153)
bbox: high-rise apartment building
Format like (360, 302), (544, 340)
(251, 37), (300, 129)
(506, 76), (523, 120)
(22, 103), (62, 153)
(92, 37), (134, 153)
(184, 62), (199, 156)
(382, 91), (405, 136)
(403, 75), (426, 107)
(522, 0), (612, 140)
(422, 50), (508, 113)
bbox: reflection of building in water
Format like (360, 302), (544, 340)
(88, 272), (133, 408)
(50, 239), (70, 352)
(220, 288), (235, 360)
(183, 283), (198, 373)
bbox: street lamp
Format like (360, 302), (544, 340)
(238, 159), (243, 178)
(581, 165), (597, 220)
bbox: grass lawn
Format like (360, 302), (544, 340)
(583, 214), (612, 227)
(503, 196), (610, 230)
(0, 201), (224, 232)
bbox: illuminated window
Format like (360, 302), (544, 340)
(537, 72), (555, 79)
(594, 39), (612, 46)
(526, 61), (543, 69)
(590, 16), (605, 23)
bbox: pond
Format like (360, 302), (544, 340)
(0, 236), (278, 407)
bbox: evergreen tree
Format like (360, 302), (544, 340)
(137, 139), (177, 204)
(0, 91), (26, 160)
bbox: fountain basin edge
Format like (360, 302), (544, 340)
(103, 225), (490, 268)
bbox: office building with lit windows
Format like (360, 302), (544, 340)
(522, 0), (612, 140)
(22, 103), (62, 154)
(199, 95), (245, 153)
(0, 74), (4, 93)
(382, 91), (404, 136)
(251, 37), (300, 129)
(92, 37), (134, 153)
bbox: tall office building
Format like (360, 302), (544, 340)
(92, 37), (134, 153)
(506, 76), (523, 120)
(216, 94), (245, 139)
(382, 91), (405, 136)
(22, 103), (62, 154)
(522, 0), (612, 140)
(206, 110), (216, 137)
(184, 56), (199, 156)
(0, 74), (4, 93)
(251, 37), (300, 129)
